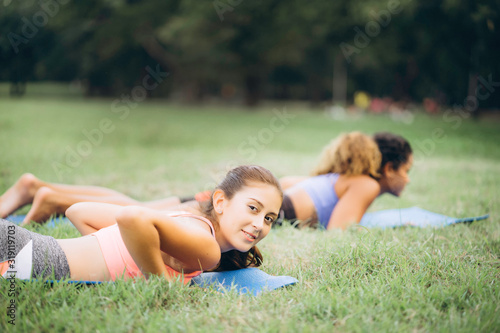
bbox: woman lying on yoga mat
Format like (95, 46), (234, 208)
(0, 165), (282, 282)
(0, 132), (411, 230)
(277, 132), (413, 230)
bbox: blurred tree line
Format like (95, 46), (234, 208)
(1, 0), (499, 109)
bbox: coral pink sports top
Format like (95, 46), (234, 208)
(91, 212), (215, 284)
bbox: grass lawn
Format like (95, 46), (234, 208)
(0, 96), (499, 332)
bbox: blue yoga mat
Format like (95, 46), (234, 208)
(190, 267), (298, 296)
(16, 268), (298, 296)
(6, 215), (67, 227)
(359, 206), (489, 229)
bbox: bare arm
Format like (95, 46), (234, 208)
(280, 176), (309, 190)
(66, 202), (123, 235)
(326, 178), (380, 230)
(115, 206), (221, 279)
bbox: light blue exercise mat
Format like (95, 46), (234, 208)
(359, 206), (489, 229)
(16, 268), (298, 296)
(6, 215), (67, 227)
(190, 267), (298, 296)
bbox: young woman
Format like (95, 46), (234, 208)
(279, 132), (413, 230)
(0, 165), (283, 282)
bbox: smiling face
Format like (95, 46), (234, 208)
(213, 181), (282, 253)
(380, 154), (413, 197)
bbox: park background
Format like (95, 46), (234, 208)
(0, 0), (499, 332)
(1, 0), (499, 110)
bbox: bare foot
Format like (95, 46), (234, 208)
(0, 173), (39, 218)
(20, 187), (64, 225)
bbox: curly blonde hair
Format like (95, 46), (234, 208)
(311, 132), (381, 178)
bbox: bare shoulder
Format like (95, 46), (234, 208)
(350, 174), (379, 188)
(338, 174), (380, 198)
(165, 213), (220, 269)
(280, 175), (309, 190)
(170, 212), (215, 236)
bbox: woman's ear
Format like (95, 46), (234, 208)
(382, 162), (395, 176)
(212, 189), (225, 214)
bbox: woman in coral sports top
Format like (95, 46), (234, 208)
(0, 165), (282, 282)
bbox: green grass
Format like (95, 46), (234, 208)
(0, 96), (499, 332)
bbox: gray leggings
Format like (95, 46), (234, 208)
(1, 219), (70, 280)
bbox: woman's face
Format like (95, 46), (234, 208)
(215, 182), (282, 253)
(382, 154), (413, 196)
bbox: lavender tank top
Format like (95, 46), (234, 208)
(295, 173), (340, 228)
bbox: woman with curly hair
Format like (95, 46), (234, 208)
(279, 132), (413, 230)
